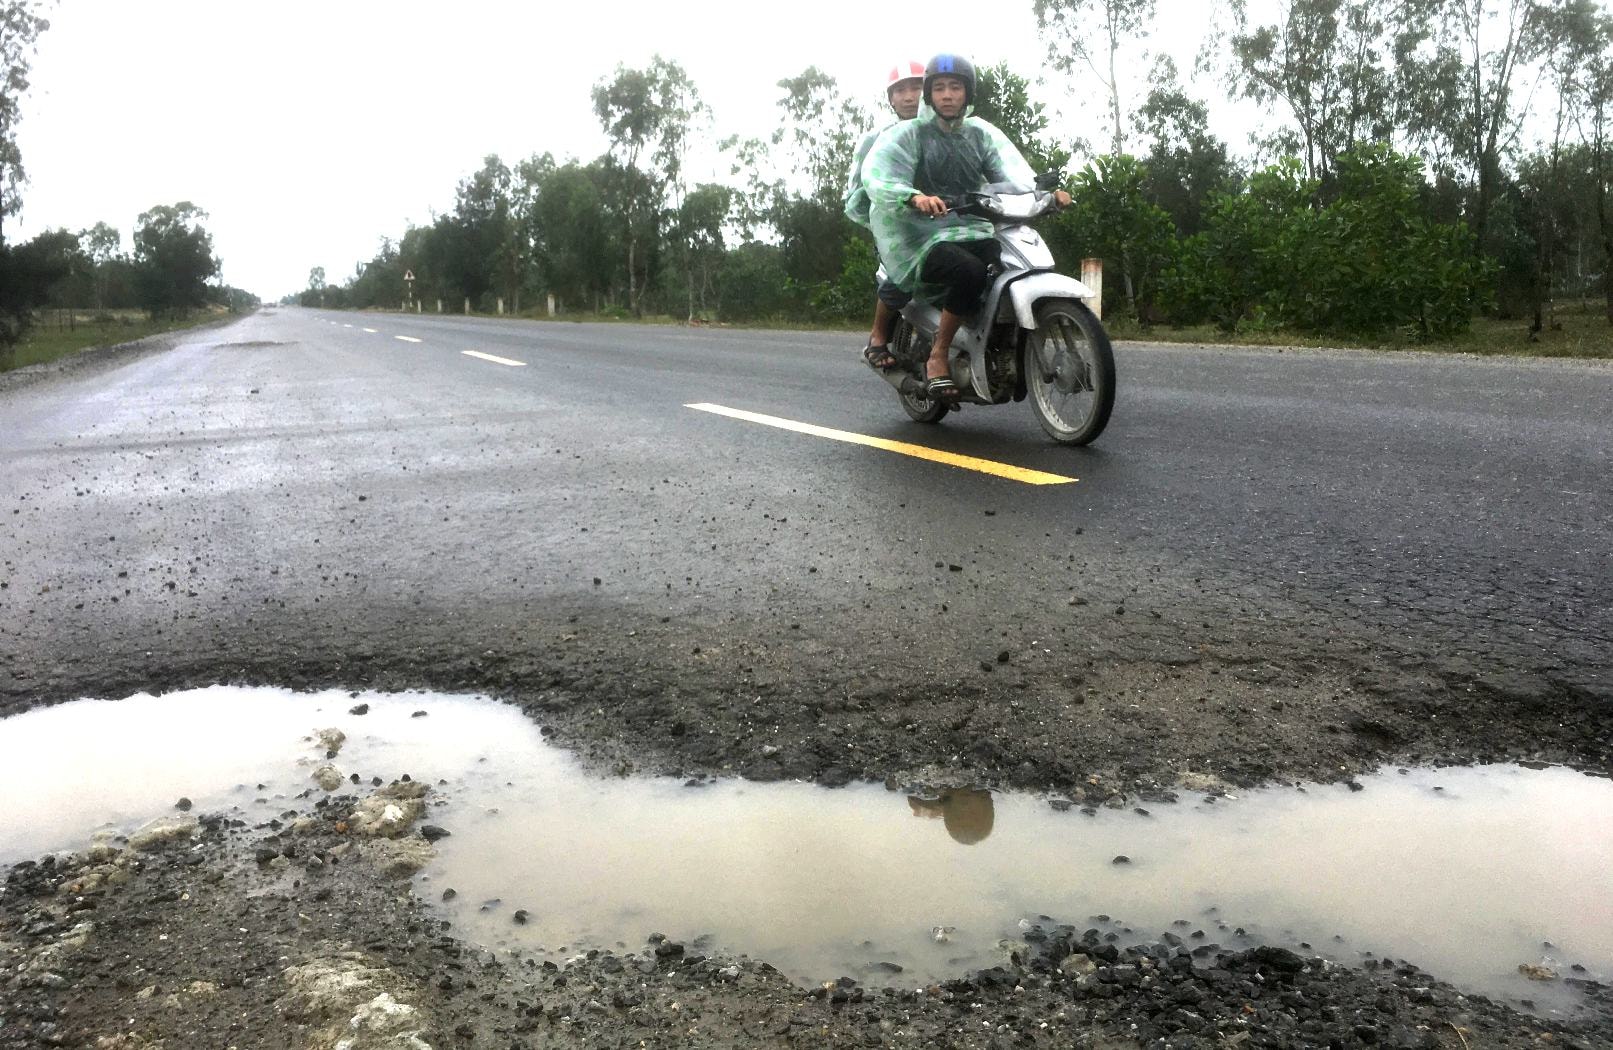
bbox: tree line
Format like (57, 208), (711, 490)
(0, 3), (256, 356)
(285, 0), (1608, 341)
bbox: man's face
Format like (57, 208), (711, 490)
(888, 79), (922, 120)
(929, 75), (967, 119)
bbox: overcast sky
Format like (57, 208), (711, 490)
(16, 0), (1236, 297)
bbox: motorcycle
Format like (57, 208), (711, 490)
(875, 173), (1115, 446)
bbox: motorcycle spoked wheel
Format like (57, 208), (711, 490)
(1026, 298), (1115, 445)
(890, 317), (950, 423)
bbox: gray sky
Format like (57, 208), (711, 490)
(16, 0), (1233, 298)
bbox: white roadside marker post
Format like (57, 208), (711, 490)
(1081, 258), (1104, 321)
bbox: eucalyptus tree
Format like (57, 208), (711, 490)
(529, 160), (615, 313)
(1225, 0), (1423, 183)
(719, 68), (871, 292)
(80, 220), (120, 309)
(1571, 8), (1613, 319)
(507, 152), (555, 312)
(1033, 0), (1157, 156)
(448, 154), (513, 310)
(774, 67), (869, 212)
(973, 62), (1073, 174)
(1519, 0), (1606, 326)
(770, 68), (871, 288)
(674, 183), (734, 320)
(0, 0), (48, 248)
(1400, 0), (1554, 254)
(591, 56), (704, 315)
(1137, 58), (1241, 236)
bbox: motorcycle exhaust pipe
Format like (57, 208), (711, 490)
(880, 369), (925, 397)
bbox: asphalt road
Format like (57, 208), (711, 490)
(1, 308), (1609, 790)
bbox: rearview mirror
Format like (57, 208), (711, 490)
(1034, 170), (1061, 191)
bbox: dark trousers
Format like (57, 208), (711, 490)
(920, 240), (1001, 315)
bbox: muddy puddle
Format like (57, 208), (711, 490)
(1, 686), (1609, 1015)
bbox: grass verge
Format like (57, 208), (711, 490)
(0, 308), (233, 374)
(1107, 304), (1613, 360)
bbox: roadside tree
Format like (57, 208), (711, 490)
(1402, 0), (1553, 256)
(973, 62), (1073, 175)
(1033, 0), (1156, 156)
(133, 202), (219, 318)
(0, 0), (49, 248)
(530, 160), (617, 314)
(0, 225), (73, 349)
(1225, 0), (1416, 184)
(1051, 154), (1178, 321)
(674, 182), (733, 321)
(1137, 58), (1241, 236)
(81, 220), (120, 310)
(592, 56), (703, 315)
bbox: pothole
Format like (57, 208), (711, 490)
(1, 686), (1608, 1017)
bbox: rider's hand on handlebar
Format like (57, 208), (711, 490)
(1053, 189), (1072, 209)
(911, 194), (949, 217)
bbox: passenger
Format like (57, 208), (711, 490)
(845, 59), (926, 371)
(862, 53), (1071, 399)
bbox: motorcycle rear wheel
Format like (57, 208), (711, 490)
(891, 318), (949, 423)
(900, 387), (950, 423)
(1026, 298), (1114, 445)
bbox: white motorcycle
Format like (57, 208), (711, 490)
(876, 174), (1115, 446)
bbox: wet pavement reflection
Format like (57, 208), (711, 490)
(1, 686), (1609, 1015)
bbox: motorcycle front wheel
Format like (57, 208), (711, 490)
(1026, 298), (1115, 445)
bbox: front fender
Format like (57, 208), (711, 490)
(1007, 272), (1096, 329)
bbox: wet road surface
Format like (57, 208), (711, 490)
(1, 308), (1609, 790)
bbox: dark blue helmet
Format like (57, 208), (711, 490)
(924, 54), (977, 111)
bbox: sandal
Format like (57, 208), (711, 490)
(924, 357), (960, 400)
(862, 342), (898, 371)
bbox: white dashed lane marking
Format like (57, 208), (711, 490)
(461, 350), (526, 367)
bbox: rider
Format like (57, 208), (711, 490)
(862, 53), (1071, 399)
(845, 59), (926, 371)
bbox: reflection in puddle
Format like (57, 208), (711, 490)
(907, 789), (995, 845)
(1, 686), (1609, 1016)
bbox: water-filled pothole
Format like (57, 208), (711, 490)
(1, 686), (1608, 1015)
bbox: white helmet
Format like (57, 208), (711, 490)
(885, 59), (925, 98)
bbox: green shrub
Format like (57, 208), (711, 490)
(1150, 149), (1485, 339)
(1270, 147), (1487, 339)
(716, 242), (799, 321)
(1050, 155), (1178, 323)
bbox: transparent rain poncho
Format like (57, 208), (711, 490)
(861, 107), (1036, 297)
(843, 125), (890, 230)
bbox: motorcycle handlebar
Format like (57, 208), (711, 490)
(919, 189), (1061, 218)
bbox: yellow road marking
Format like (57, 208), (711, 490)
(394, 335), (422, 344)
(462, 350), (526, 367)
(362, 327), (378, 333)
(685, 403), (1077, 486)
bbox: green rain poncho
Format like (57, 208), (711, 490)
(845, 122), (909, 230)
(844, 123), (897, 229)
(861, 106), (1036, 296)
